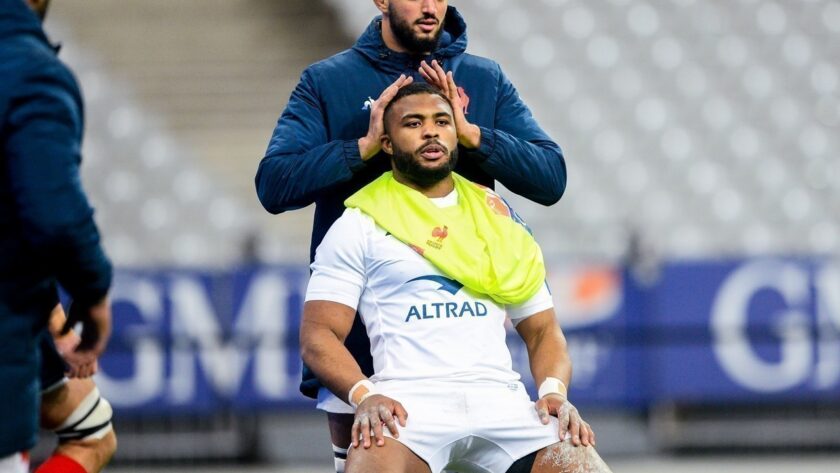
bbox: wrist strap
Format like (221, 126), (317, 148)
(538, 377), (567, 400)
(348, 379), (376, 409)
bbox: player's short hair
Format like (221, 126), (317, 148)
(383, 83), (453, 133)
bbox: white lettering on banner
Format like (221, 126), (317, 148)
(711, 259), (840, 393)
(96, 271), (304, 407)
(814, 263), (840, 389)
(236, 273), (296, 398)
(169, 273), (299, 402)
(94, 275), (165, 406)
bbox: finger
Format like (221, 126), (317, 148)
(431, 60), (449, 95)
(419, 61), (435, 81)
(378, 76), (413, 107)
(359, 414), (372, 449)
(569, 413), (581, 446)
(372, 412), (386, 446)
(394, 402), (408, 427)
(581, 422), (593, 447)
(382, 407), (400, 438)
(351, 418), (360, 448)
(534, 399), (550, 425)
(419, 61), (441, 86)
(591, 428), (597, 447)
(419, 66), (435, 86)
(432, 59), (447, 79)
(446, 71), (458, 98)
(420, 60), (443, 91)
(379, 74), (406, 99)
(558, 405), (570, 441)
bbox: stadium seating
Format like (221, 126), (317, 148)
(52, 0), (840, 267)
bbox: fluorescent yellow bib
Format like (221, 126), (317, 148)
(345, 172), (545, 305)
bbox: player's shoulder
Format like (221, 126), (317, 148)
(304, 48), (366, 80)
(330, 207), (377, 235)
(1, 38), (76, 92)
(456, 52), (503, 78)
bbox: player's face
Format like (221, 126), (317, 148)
(387, 0), (448, 53)
(383, 93), (459, 188)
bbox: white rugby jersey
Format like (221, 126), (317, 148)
(305, 190), (553, 385)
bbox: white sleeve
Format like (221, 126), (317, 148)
(506, 281), (554, 325)
(305, 208), (368, 310)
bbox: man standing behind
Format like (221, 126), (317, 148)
(1, 0), (113, 471)
(256, 2), (566, 469)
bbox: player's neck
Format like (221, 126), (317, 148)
(393, 172), (454, 198)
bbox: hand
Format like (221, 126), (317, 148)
(351, 394), (408, 449)
(60, 296), (112, 377)
(535, 394), (596, 447)
(47, 303), (99, 378)
(358, 74), (415, 160)
(419, 60), (481, 148)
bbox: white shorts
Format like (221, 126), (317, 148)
(0, 453), (29, 473)
(316, 386), (355, 415)
(377, 380), (560, 473)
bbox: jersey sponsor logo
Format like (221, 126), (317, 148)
(407, 275), (463, 294)
(405, 300), (488, 322)
(427, 225), (448, 249)
(404, 275), (484, 322)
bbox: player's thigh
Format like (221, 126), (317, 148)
(529, 441), (612, 473)
(346, 438), (431, 473)
(40, 377), (96, 429)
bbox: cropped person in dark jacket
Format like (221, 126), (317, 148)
(256, 2), (567, 471)
(1, 0), (113, 470)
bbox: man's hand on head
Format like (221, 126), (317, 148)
(536, 394), (596, 448)
(358, 74), (415, 160)
(419, 60), (481, 149)
(351, 394), (408, 449)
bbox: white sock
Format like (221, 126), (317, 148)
(332, 444), (348, 473)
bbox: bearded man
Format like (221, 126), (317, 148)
(256, 2), (568, 470)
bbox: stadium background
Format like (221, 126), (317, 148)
(35, 0), (840, 471)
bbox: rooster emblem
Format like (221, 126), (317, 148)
(427, 225), (449, 249)
(432, 225), (449, 242)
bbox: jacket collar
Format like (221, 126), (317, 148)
(352, 6), (468, 74)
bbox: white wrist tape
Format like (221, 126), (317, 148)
(348, 379), (377, 409)
(538, 377), (567, 400)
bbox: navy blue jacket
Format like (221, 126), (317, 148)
(256, 7), (566, 398)
(0, 0), (112, 454)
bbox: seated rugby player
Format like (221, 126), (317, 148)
(301, 83), (611, 473)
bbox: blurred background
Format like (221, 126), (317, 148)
(36, 0), (840, 470)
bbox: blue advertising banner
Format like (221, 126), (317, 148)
(94, 263), (632, 413)
(649, 258), (840, 403)
(96, 267), (311, 413)
(89, 258), (840, 414)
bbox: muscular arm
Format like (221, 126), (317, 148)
(515, 309), (572, 389)
(299, 300), (366, 404)
(255, 69), (365, 214)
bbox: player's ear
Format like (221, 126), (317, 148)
(381, 134), (393, 155)
(373, 0), (388, 15)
